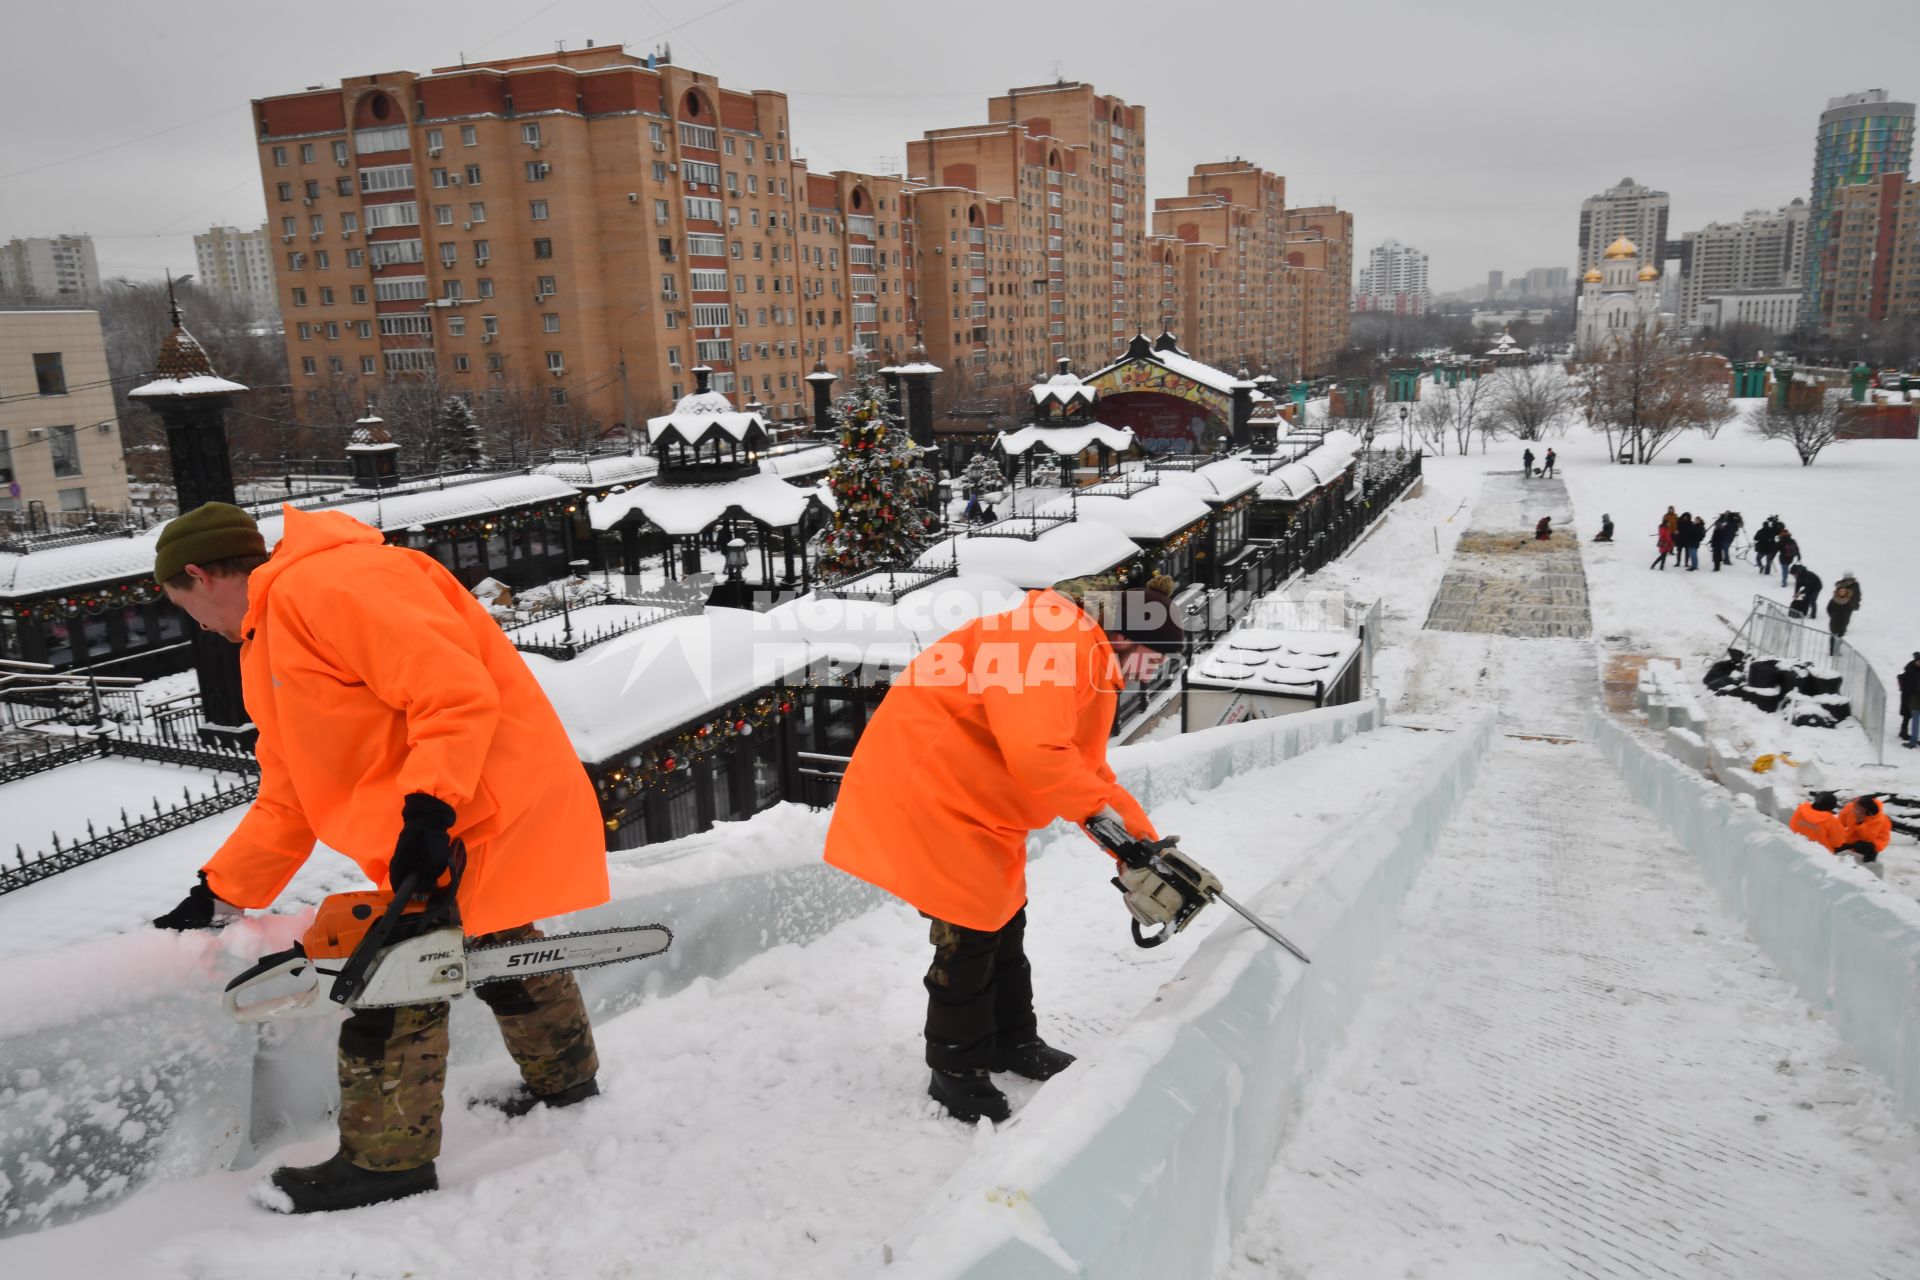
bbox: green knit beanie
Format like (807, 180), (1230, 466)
(154, 502), (268, 585)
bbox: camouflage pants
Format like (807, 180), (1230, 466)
(337, 924), (600, 1172)
(923, 905), (1035, 1073)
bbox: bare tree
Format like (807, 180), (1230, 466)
(1580, 328), (1736, 464)
(1751, 385), (1866, 466)
(1490, 363), (1577, 442)
(1412, 386), (1454, 455)
(1445, 374), (1496, 456)
(1700, 320), (1775, 365)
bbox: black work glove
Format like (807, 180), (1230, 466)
(1838, 841), (1878, 862)
(389, 792), (457, 894)
(152, 872), (234, 931)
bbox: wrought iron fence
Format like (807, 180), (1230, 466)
(1, 774), (260, 897)
(1729, 595), (1888, 763)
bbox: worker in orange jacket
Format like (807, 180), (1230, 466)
(1788, 792), (1844, 851)
(824, 577), (1194, 1123)
(150, 503), (609, 1213)
(1835, 795), (1892, 864)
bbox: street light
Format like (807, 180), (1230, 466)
(560, 558), (590, 646)
(1398, 405), (1409, 457)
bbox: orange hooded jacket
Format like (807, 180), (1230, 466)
(1838, 802), (1892, 856)
(1788, 802), (1843, 852)
(201, 506), (608, 936)
(822, 588), (1156, 932)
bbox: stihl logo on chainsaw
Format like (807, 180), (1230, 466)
(507, 948), (565, 967)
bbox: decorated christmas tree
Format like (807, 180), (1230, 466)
(816, 369), (933, 578)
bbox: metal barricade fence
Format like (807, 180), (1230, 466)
(1731, 594), (1888, 764)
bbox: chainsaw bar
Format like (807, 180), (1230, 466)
(466, 923), (674, 987)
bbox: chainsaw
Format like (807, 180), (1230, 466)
(1086, 815), (1311, 965)
(223, 845), (671, 1023)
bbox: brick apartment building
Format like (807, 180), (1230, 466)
(253, 45), (913, 433)
(905, 81), (1147, 414)
(250, 47), (1349, 435)
(1151, 161), (1297, 376)
(1819, 171), (1920, 337)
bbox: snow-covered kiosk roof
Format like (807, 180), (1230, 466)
(914, 515), (1138, 588)
(766, 570), (1025, 669)
(1257, 432), (1360, 501)
(1151, 458), (1263, 504)
(1186, 626), (1361, 697)
(1035, 479), (1211, 542)
(522, 606), (813, 762)
(587, 471), (821, 537)
(534, 453), (660, 490)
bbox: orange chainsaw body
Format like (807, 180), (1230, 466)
(303, 891), (429, 961)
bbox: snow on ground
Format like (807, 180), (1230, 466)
(1217, 459), (1920, 1279)
(0, 723), (1464, 1279)
(1222, 731), (1920, 1280)
(1, 754), (228, 857)
(1553, 415), (1920, 888)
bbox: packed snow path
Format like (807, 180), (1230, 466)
(1225, 470), (1920, 1279)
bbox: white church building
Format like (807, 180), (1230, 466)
(1575, 235), (1662, 354)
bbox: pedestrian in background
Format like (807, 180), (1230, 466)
(1825, 572), (1861, 650)
(1650, 519), (1674, 570)
(1754, 516), (1781, 575)
(1788, 563), (1822, 619)
(1521, 447), (1535, 478)
(1898, 653), (1920, 748)
(1542, 448), (1557, 478)
(1775, 528), (1800, 587)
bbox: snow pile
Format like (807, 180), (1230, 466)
(1592, 710), (1920, 1122)
(879, 710), (1498, 1278)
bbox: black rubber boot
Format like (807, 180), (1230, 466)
(928, 1068), (1010, 1123)
(991, 1038), (1076, 1081)
(263, 1151), (437, 1214)
(477, 1076), (600, 1119)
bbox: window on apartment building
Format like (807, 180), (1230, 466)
(465, 165), (482, 184)
(346, 249), (365, 268)
(302, 356), (317, 375)
(686, 196), (722, 222)
(310, 213), (325, 234)
(536, 275), (555, 297)
(541, 313), (560, 334)
(452, 354), (470, 373)
(747, 176), (759, 195)
(435, 205), (455, 225)
(319, 286), (335, 305)
(473, 240), (489, 265)
(301, 143), (316, 164)
(545, 351), (565, 373)
(447, 315), (466, 337)
(325, 322), (340, 340)
(477, 278), (494, 298)
(525, 161), (550, 182)
(31, 353), (67, 395)
(304, 180), (320, 199)
(533, 238), (553, 259)
(530, 200), (549, 220)
(357, 321), (372, 338)
(277, 182), (293, 202)
(751, 243), (763, 261)
(468, 203), (485, 223)
(442, 280), (463, 301)
(522, 123), (542, 146)
(431, 168), (449, 188)
(336, 177), (353, 197)
(664, 312), (676, 329)
(655, 199), (671, 226)
(47, 426), (80, 477)
(652, 161), (667, 183)
(287, 252), (303, 271)
(483, 315), (499, 336)
(281, 216), (296, 235)
(744, 140), (756, 161)
(341, 212), (358, 233)
(272, 147), (288, 166)
(297, 323), (312, 339)
(462, 125), (478, 146)
(440, 244), (458, 268)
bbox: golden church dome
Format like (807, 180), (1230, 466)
(1583, 266), (1604, 283)
(1603, 235), (1638, 260)
(1637, 264), (1659, 281)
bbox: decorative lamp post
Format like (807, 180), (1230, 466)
(560, 558), (590, 647)
(1398, 405), (1409, 457)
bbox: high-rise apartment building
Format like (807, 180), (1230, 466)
(1676, 202), (1809, 335)
(1577, 178), (1669, 294)
(253, 46), (913, 431)
(1806, 90), (1915, 333)
(1284, 207), (1352, 376)
(1150, 160), (1292, 372)
(1523, 267), (1570, 299)
(1354, 238), (1428, 316)
(0, 235), (100, 302)
(1819, 171), (1920, 335)
(906, 81), (1146, 410)
(194, 224), (278, 310)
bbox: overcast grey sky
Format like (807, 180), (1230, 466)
(2, 0), (1914, 293)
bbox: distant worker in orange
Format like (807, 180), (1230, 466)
(824, 575), (1195, 1124)
(149, 502), (609, 1214)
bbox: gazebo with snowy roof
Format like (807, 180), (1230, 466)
(994, 358), (1135, 486)
(588, 367), (829, 599)
(1486, 329), (1529, 365)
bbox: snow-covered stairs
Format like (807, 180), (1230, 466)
(1423, 473), (1592, 639)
